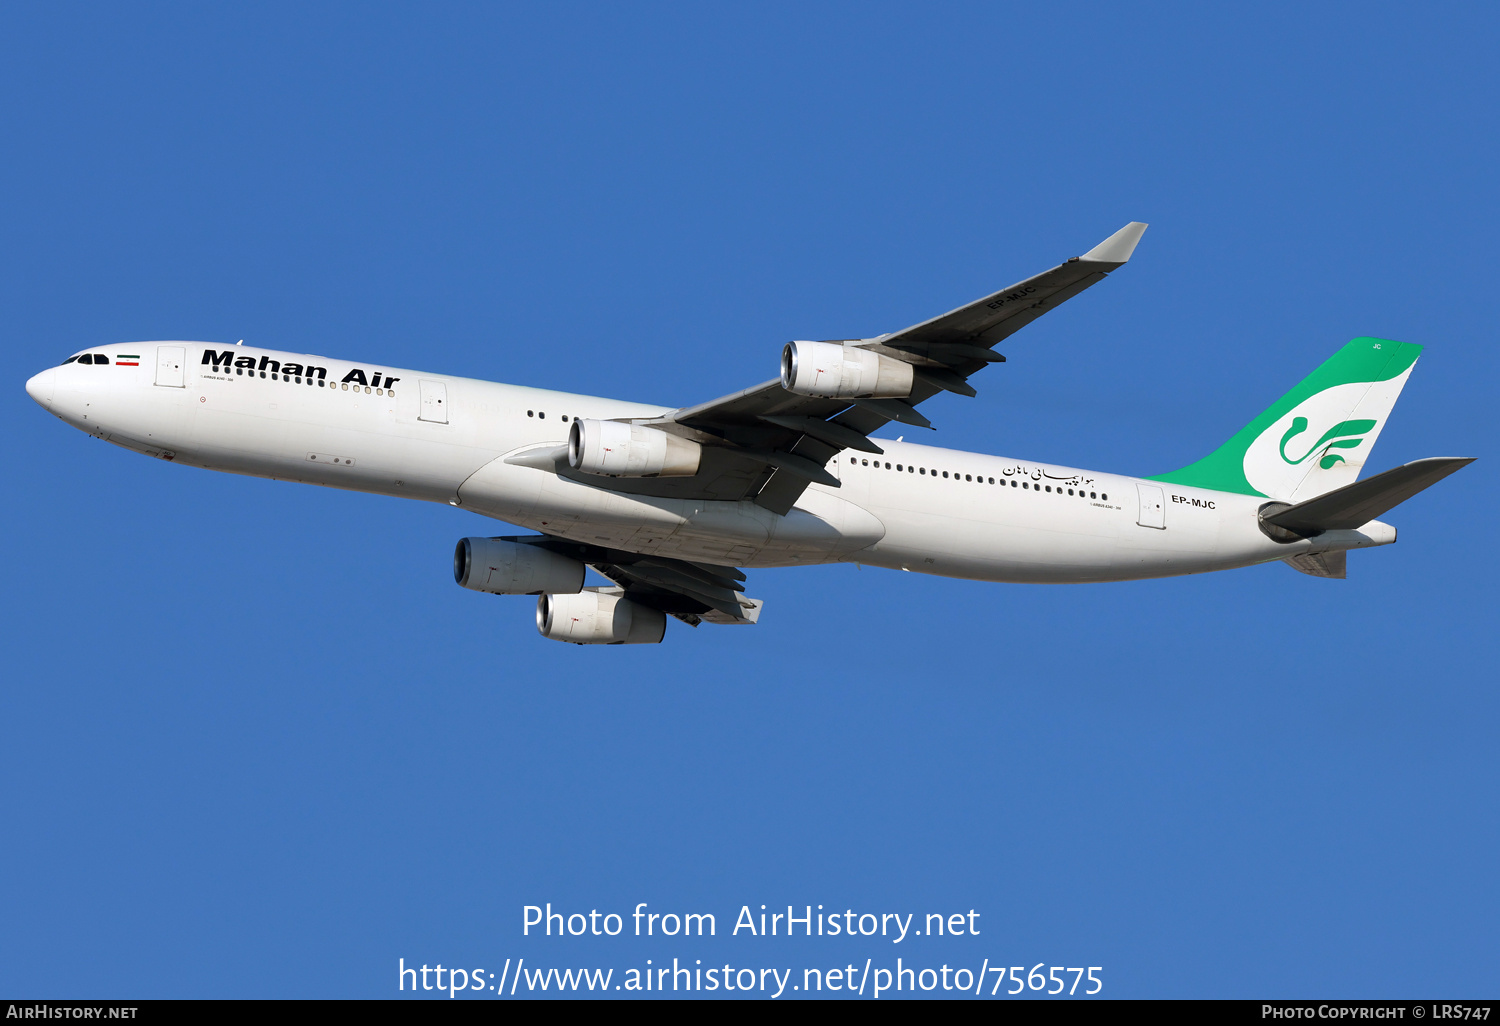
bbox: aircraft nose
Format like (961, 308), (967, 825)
(26, 368), (56, 407)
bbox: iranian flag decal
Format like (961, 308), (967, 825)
(117, 354), (140, 366)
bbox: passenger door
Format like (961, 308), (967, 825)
(1136, 483), (1166, 529)
(418, 379), (448, 423)
(154, 346), (185, 388)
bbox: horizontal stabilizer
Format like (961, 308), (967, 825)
(1265, 457), (1474, 535)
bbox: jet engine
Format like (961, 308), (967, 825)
(780, 340), (914, 399)
(454, 537), (585, 595)
(568, 419), (701, 478)
(536, 589), (667, 645)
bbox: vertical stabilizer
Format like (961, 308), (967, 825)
(1152, 337), (1422, 500)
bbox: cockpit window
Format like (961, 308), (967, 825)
(63, 355), (80, 364)
(94, 354), (110, 364)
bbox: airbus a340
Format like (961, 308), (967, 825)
(25, 223), (1471, 643)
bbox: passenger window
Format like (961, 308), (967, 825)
(896, 464), (902, 471)
(539, 411), (545, 418)
(259, 371), (266, 378)
(942, 471), (948, 478)
(527, 410), (534, 417)
(861, 459), (868, 466)
(1101, 493), (1108, 501)
(562, 415), (568, 422)
(1045, 485), (1051, 492)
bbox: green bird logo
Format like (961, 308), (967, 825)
(1279, 417), (1377, 470)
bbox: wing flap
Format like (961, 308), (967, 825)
(758, 415), (886, 454)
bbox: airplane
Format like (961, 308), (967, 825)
(24, 223), (1473, 644)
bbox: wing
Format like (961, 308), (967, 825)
(510, 536), (762, 626)
(545, 223), (1147, 514)
(865, 221), (1148, 365)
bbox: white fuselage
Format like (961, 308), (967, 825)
(25, 342), (1394, 583)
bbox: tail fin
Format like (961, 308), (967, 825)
(1151, 337), (1423, 500)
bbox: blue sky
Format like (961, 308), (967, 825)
(2, 2), (1496, 999)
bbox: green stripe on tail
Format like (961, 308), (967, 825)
(1151, 337), (1422, 499)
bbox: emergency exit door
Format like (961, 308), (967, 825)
(1136, 483), (1166, 529)
(418, 379), (448, 423)
(154, 346), (185, 387)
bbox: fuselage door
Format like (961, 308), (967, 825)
(1136, 483), (1166, 529)
(419, 379), (449, 424)
(154, 346), (185, 388)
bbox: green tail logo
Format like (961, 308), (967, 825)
(1278, 418), (1376, 470)
(1149, 337), (1422, 498)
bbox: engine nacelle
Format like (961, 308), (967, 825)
(780, 340), (914, 399)
(454, 538), (585, 595)
(536, 589), (667, 645)
(568, 419), (700, 478)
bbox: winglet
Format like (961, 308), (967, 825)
(1080, 221), (1148, 265)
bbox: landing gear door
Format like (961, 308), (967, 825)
(154, 346), (185, 388)
(419, 379), (449, 424)
(1136, 483), (1166, 529)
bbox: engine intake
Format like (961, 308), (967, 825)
(568, 419), (701, 478)
(536, 589), (667, 645)
(780, 340), (914, 399)
(454, 538), (586, 595)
